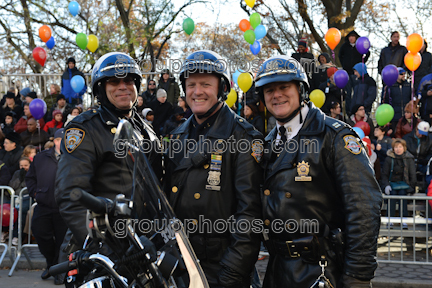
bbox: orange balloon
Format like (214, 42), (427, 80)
(406, 33), (423, 54)
(325, 28), (341, 50)
(39, 25), (52, 43)
(239, 19), (251, 32)
(404, 52), (422, 71)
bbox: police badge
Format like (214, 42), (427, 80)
(65, 128), (85, 153)
(295, 161), (312, 181)
(206, 153), (222, 191)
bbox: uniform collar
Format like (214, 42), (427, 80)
(275, 105), (309, 140)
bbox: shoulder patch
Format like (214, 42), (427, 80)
(343, 135), (361, 155)
(65, 128), (85, 153)
(251, 141), (264, 163)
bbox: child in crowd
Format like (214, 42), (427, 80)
(44, 110), (64, 138)
(22, 145), (37, 161)
(64, 107), (81, 126)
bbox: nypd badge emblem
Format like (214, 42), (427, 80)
(65, 128), (85, 153)
(343, 135), (361, 155)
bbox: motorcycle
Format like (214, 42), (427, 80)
(49, 120), (209, 288)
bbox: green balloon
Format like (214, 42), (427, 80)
(244, 30), (256, 45)
(375, 104), (394, 126)
(250, 12), (261, 29)
(183, 18), (195, 35)
(76, 33), (88, 50)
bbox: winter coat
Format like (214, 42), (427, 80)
(0, 161), (11, 186)
(20, 129), (49, 149)
(46, 103), (73, 122)
(0, 104), (23, 123)
(142, 90), (157, 106)
(381, 150), (416, 192)
(338, 30), (371, 75)
(162, 115), (184, 137)
(246, 114), (265, 134)
(0, 146), (23, 174)
(311, 53), (334, 90)
(414, 49), (432, 91)
(158, 78), (180, 106)
(372, 136), (392, 168)
(61, 67), (87, 104)
(9, 168), (27, 193)
(403, 130), (432, 166)
(345, 113), (375, 140)
(14, 116), (45, 134)
(319, 80), (344, 115)
(381, 80), (412, 122)
(350, 74), (377, 113)
(395, 117), (419, 139)
(148, 100), (173, 136)
(378, 43), (408, 74)
(43, 119), (64, 138)
(420, 85), (432, 125)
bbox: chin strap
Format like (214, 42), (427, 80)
(196, 101), (221, 119)
(96, 81), (136, 116)
(195, 77), (227, 120)
(275, 102), (305, 124)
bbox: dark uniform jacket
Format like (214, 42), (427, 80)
(55, 106), (161, 246)
(262, 104), (382, 287)
(163, 104), (263, 287)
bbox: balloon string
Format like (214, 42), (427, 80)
(341, 89), (344, 122)
(37, 120), (41, 152)
(332, 50), (335, 63)
(411, 71), (415, 130)
(362, 55), (365, 83)
(382, 86), (387, 104)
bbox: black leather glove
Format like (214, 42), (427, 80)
(19, 168), (27, 182)
(217, 265), (247, 288)
(342, 274), (372, 288)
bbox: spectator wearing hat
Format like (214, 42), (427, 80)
(0, 87), (21, 107)
(61, 57), (87, 105)
(329, 101), (343, 121)
(158, 69), (180, 106)
(395, 100), (420, 139)
(0, 131), (24, 173)
(1, 92), (23, 123)
(339, 30), (371, 75)
(148, 89), (173, 136)
(142, 108), (154, 127)
(44, 110), (64, 138)
(403, 121), (432, 174)
(244, 102), (265, 134)
(142, 79), (158, 105)
(311, 52), (335, 90)
(26, 128), (67, 284)
(46, 94), (72, 123)
(292, 37), (315, 82)
(381, 67), (412, 132)
(319, 67), (345, 115)
(1, 112), (17, 135)
(14, 103), (45, 134)
(346, 104), (375, 140)
(350, 63), (377, 115)
(162, 106), (186, 137)
(20, 118), (49, 151)
(25, 91), (37, 104)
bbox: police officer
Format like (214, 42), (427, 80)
(163, 50), (263, 288)
(255, 55), (382, 287)
(56, 52), (161, 247)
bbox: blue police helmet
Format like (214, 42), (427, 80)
(179, 50), (231, 100)
(91, 52), (142, 96)
(254, 55), (309, 103)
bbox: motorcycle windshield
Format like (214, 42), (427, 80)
(113, 120), (209, 288)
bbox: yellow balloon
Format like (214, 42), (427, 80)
(238, 73), (253, 93)
(225, 89), (237, 107)
(245, 0), (255, 8)
(309, 89), (326, 108)
(87, 34), (99, 53)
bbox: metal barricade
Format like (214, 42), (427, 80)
(0, 186), (16, 267)
(9, 187), (38, 276)
(379, 194), (432, 265)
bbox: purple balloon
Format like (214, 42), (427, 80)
(29, 98), (47, 120)
(382, 65), (399, 87)
(334, 70), (349, 89)
(355, 37), (370, 55)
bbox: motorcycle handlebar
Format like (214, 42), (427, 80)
(49, 260), (76, 276)
(70, 188), (107, 214)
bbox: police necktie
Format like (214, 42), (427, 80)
(279, 126), (288, 145)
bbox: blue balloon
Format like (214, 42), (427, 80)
(68, 1), (80, 17)
(71, 75), (85, 93)
(255, 25), (267, 40)
(250, 41), (261, 55)
(233, 69), (241, 86)
(46, 37), (55, 49)
(353, 127), (365, 139)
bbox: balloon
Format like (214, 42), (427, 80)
(239, 19), (251, 32)
(333, 70), (349, 89)
(381, 65), (399, 86)
(406, 33), (423, 54)
(375, 104), (395, 126)
(250, 40), (261, 55)
(353, 127), (365, 139)
(325, 28), (341, 50)
(87, 34), (99, 52)
(354, 121), (371, 136)
(404, 52), (422, 71)
(2, 204), (18, 227)
(68, 1), (80, 17)
(32, 47), (47, 67)
(244, 30), (256, 45)
(226, 89), (237, 107)
(76, 33), (88, 50)
(309, 89), (326, 108)
(355, 36), (370, 55)
(38, 25), (51, 43)
(29, 98), (47, 120)
(183, 18), (195, 35)
(46, 36), (55, 49)
(233, 70), (241, 86)
(250, 12), (261, 29)
(238, 73), (253, 93)
(71, 75), (85, 93)
(255, 25), (267, 40)
(245, 0), (255, 8)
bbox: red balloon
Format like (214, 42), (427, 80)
(354, 121), (370, 136)
(32, 47), (47, 67)
(2, 204), (18, 227)
(362, 137), (372, 156)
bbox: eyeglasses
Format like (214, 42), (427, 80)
(148, 83), (156, 85)
(106, 76), (135, 86)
